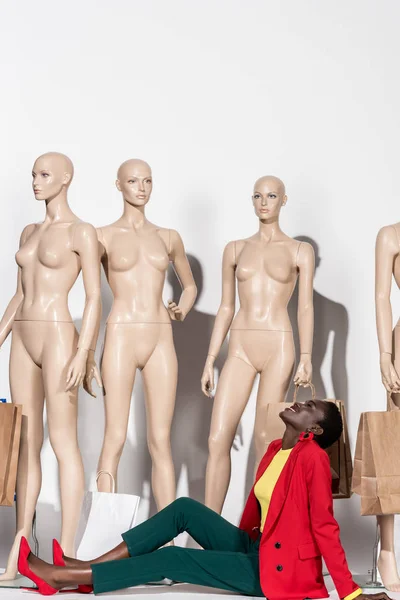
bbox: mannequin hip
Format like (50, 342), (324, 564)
(11, 321), (78, 367)
(227, 329), (295, 374)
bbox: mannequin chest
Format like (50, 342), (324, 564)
(15, 224), (76, 271)
(236, 241), (297, 285)
(105, 229), (170, 274)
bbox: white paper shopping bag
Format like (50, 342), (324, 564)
(76, 471), (140, 560)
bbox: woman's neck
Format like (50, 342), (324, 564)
(44, 190), (75, 223)
(258, 218), (283, 242)
(282, 426), (300, 450)
(121, 201), (147, 229)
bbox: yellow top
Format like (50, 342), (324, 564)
(254, 447), (362, 600)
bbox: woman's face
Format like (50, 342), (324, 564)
(252, 177), (286, 221)
(280, 399), (327, 435)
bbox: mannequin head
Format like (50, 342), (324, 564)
(252, 176), (287, 221)
(116, 159), (152, 208)
(32, 152), (74, 201)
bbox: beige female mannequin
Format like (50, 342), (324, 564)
(0, 152), (101, 580)
(375, 223), (400, 592)
(95, 159), (197, 511)
(201, 176), (314, 513)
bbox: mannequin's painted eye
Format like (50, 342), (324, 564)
(42, 173), (49, 178)
(128, 179), (136, 184)
(269, 194), (277, 199)
(254, 194), (261, 200)
(145, 179), (152, 184)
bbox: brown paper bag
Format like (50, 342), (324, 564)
(0, 403), (22, 506)
(352, 395), (400, 515)
(263, 385), (352, 499)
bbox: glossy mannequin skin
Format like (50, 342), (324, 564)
(375, 223), (400, 592)
(95, 159), (197, 512)
(0, 153), (101, 581)
(201, 176), (315, 513)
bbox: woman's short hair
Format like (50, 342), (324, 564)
(315, 402), (343, 449)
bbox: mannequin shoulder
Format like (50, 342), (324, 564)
(20, 223), (38, 244)
(224, 239), (247, 265)
(157, 228), (185, 256)
(376, 224), (400, 251)
(295, 240), (315, 267)
(71, 221), (98, 251)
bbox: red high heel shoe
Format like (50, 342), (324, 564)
(52, 539), (93, 594)
(18, 536), (58, 596)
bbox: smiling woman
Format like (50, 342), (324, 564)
(16, 396), (390, 600)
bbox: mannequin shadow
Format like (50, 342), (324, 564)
(168, 254), (238, 545)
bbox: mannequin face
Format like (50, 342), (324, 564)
(32, 153), (73, 202)
(116, 159), (152, 208)
(252, 176), (287, 221)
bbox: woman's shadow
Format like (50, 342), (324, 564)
(244, 235), (349, 496)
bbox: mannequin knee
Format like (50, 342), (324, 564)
(147, 428), (170, 459)
(103, 427), (128, 459)
(208, 430), (231, 457)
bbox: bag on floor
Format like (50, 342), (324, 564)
(263, 384), (353, 499)
(0, 402), (22, 506)
(76, 471), (140, 560)
(352, 395), (400, 515)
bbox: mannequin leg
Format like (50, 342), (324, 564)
(377, 327), (400, 591)
(377, 515), (400, 591)
(42, 326), (85, 557)
(205, 357), (257, 514)
(253, 333), (295, 472)
(141, 334), (178, 511)
(0, 331), (44, 580)
(97, 326), (137, 492)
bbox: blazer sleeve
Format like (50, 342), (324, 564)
(306, 450), (359, 600)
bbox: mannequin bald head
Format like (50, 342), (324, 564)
(32, 152), (74, 202)
(116, 159), (153, 208)
(252, 175), (287, 221)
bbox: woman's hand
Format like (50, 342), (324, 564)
(201, 356), (215, 397)
(83, 351), (103, 397)
(66, 348), (89, 392)
(358, 593), (393, 599)
(294, 354), (312, 386)
(380, 353), (400, 393)
(168, 300), (185, 321)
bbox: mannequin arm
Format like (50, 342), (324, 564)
(375, 226), (400, 392)
(66, 223), (101, 391)
(294, 242), (315, 385)
(201, 241), (236, 396)
(0, 224), (35, 347)
(168, 229), (197, 321)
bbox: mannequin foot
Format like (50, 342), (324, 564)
(0, 569), (18, 581)
(378, 549), (400, 592)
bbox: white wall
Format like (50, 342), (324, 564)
(1, 0), (400, 576)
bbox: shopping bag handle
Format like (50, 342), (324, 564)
(96, 470), (116, 494)
(293, 382), (316, 402)
(387, 392), (400, 411)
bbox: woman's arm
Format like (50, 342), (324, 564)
(294, 241), (315, 386)
(201, 241), (236, 397)
(306, 450), (360, 599)
(0, 224), (35, 347)
(167, 229), (197, 321)
(66, 222), (101, 392)
(375, 226), (400, 392)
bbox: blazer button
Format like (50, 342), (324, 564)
(274, 542), (281, 549)
(276, 565), (283, 572)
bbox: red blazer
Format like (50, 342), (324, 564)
(239, 438), (359, 600)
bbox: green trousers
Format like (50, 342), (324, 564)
(91, 497), (263, 596)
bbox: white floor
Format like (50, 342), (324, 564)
(0, 578), (400, 600)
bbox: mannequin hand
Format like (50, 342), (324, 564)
(358, 593), (393, 599)
(168, 301), (185, 321)
(83, 352), (103, 397)
(66, 348), (88, 392)
(380, 353), (400, 393)
(293, 355), (312, 386)
(201, 357), (215, 397)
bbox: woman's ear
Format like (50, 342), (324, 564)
(309, 423), (323, 436)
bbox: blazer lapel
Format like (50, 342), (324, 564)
(262, 442), (303, 537)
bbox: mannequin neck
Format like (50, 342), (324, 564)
(44, 189), (75, 223)
(258, 217), (283, 242)
(121, 201), (147, 229)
